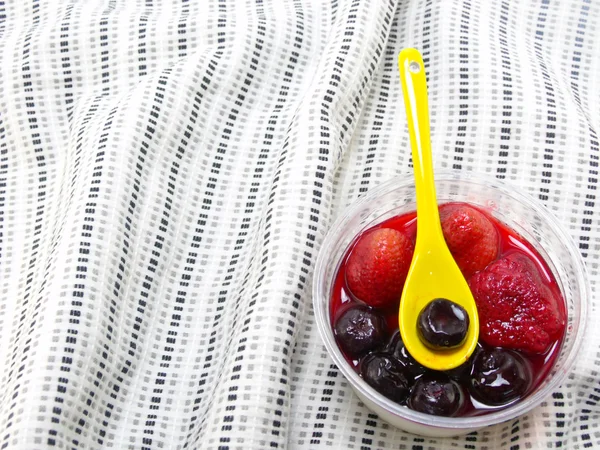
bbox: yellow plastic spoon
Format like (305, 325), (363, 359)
(397, 48), (479, 371)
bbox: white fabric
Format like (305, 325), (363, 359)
(0, 0), (598, 448)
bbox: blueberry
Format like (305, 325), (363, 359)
(408, 374), (464, 417)
(417, 298), (469, 349)
(334, 305), (387, 358)
(469, 348), (532, 406)
(386, 330), (427, 381)
(360, 352), (411, 403)
(444, 343), (482, 382)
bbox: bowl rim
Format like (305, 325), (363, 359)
(313, 170), (590, 430)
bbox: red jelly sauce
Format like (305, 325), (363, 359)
(330, 203), (566, 417)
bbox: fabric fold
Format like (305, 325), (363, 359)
(0, 1), (598, 449)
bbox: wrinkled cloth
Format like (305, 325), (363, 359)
(0, 0), (599, 449)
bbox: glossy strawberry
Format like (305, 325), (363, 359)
(469, 253), (565, 353)
(440, 203), (499, 277)
(346, 228), (414, 308)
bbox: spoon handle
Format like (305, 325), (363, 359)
(398, 48), (444, 245)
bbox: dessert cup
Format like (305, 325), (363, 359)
(313, 171), (589, 437)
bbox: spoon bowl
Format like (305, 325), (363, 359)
(398, 231), (480, 370)
(398, 48), (479, 370)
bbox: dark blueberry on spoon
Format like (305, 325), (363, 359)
(386, 330), (427, 381)
(360, 352), (411, 403)
(408, 373), (464, 416)
(417, 298), (469, 349)
(334, 305), (387, 358)
(469, 348), (532, 406)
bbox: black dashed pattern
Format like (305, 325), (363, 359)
(0, 1), (598, 449)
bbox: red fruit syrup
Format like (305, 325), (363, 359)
(330, 203), (567, 417)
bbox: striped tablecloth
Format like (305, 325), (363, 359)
(0, 1), (598, 448)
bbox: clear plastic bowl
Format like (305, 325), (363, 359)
(313, 171), (589, 437)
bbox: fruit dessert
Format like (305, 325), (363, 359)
(331, 202), (566, 417)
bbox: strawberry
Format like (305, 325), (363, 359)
(440, 203), (499, 278)
(345, 228), (414, 308)
(468, 253), (565, 354)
